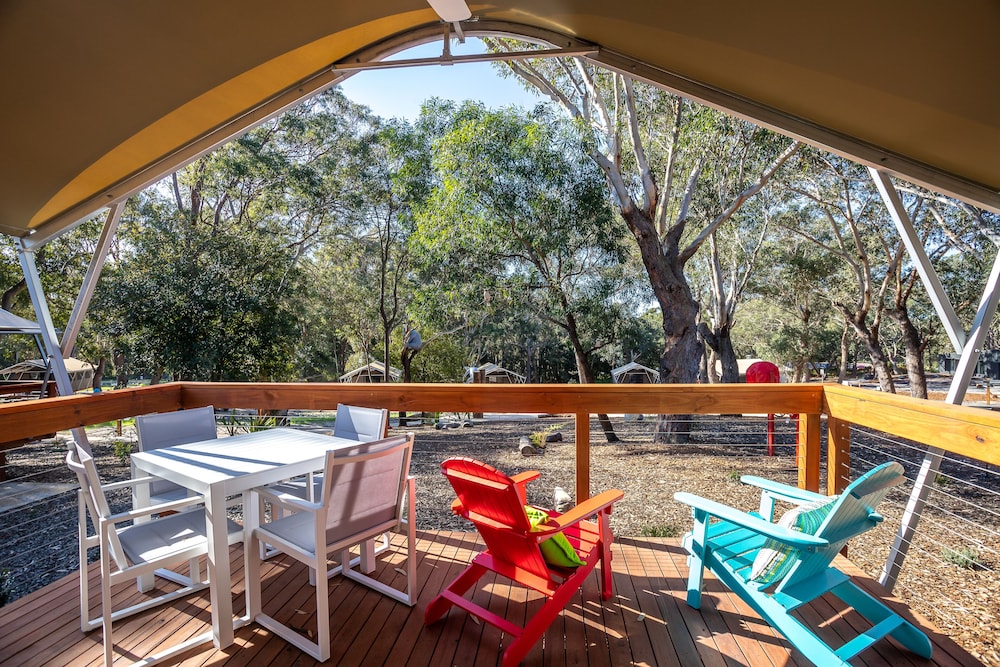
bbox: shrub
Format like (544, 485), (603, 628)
(640, 524), (681, 538)
(942, 546), (984, 570)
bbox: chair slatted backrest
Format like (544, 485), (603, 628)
(440, 458), (550, 582)
(135, 406), (217, 497)
(65, 442), (129, 569)
(776, 461), (904, 592)
(320, 433), (413, 547)
(333, 404), (389, 442)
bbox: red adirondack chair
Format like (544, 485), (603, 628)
(425, 457), (624, 666)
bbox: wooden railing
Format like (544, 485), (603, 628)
(1, 380), (998, 502)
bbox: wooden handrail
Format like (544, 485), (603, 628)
(2, 380), (999, 494)
(823, 383), (1000, 467)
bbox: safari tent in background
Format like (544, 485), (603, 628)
(463, 363), (526, 384)
(339, 361), (402, 383)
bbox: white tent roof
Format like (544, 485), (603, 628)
(611, 361), (660, 384)
(464, 363), (526, 383)
(0, 310), (42, 335)
(339, 361), (402, 382)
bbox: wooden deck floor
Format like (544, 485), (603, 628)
(0, 531), (979, 666)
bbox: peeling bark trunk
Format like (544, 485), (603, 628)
(889, 308), (928, 399)
(569, 325), (619, 443)
(699, 322), (738, 383)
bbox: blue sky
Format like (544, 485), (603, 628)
(336, 39), (543, 121)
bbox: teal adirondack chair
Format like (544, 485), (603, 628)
(674, 461), (932, 666)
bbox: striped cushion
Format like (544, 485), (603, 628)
(750, 498), (835, 584)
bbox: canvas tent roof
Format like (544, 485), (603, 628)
(611, 361), (660, 384)
(0, 357), (95, 393)
(464, 363), (526, 384)
(0, 310), (42, 335)
(1, 1), (998, 245)
(339, 361), (402, 383)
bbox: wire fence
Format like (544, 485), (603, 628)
(845, 424), (1000, 664)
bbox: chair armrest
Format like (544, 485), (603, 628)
(739, 476), (829, 504)
(544, 489), (624, 533)
(255, 486), (323, 514)
(104, 494), (206, 525)
(511, 471), (540, 486)
(510, 470), (540, 504)
(673, 492), (828, 549)
(102, 476), (159, 492)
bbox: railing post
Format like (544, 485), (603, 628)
(797, 412), (821, 492)
(575, 412), (590, 502)
(827, 416), (851, 496)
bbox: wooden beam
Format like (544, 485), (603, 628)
(575, 412), (590, 503)
(824, 383), (1000, 467)
(797, 412), (821, 492)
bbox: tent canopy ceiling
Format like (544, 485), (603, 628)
(0, 309), (41, 335)
(2, 0), (999, 243)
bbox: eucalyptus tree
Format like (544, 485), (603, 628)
(416, 103), (631, 440)
(488, 43), (799, 441)
(777, 153), (901, 391)
(93, 91), (373, 382)
(738, 232), (843, 381)
(336, 116), (431, 379)
(776, 152), (967, 397)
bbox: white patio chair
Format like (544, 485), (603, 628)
(67, 440), (243, 667)
(135, 405), (217, 506)
(246, 433), (416, 662)
(264, 403), (389, 503)
(258, 404), (389, 562)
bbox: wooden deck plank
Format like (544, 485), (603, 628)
(0, 531), (980, 667)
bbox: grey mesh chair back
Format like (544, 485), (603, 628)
(333, 403), (388, 442)
(135, 406), (217, 500)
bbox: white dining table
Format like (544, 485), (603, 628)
(130, 427), (363, 649)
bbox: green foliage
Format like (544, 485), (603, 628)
(941, 546), (984, 570)
(640, 524), (681, 538)
(414, 103), (635, 384)
(111, 439), (134, 465)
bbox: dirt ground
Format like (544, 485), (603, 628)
(1, 413), (996, 664)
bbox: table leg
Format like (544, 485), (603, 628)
(131, 461), (155, 592)
(205, 485), (234, 648)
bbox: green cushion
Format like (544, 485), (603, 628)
(525, 505), (585, 568)
(750, 498), (836, 584)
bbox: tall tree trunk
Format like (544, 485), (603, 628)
(568, 321), (619, 443)
(622, 208), (702, 442)
(838, 325), (850, 383)
(844, 315), (896, 393)
(92, 357), (106, 391)
(699, 322), (738, 383)
(114, 352), (129, 389)
(2, 279), (26, 311)
(889, 308), (928, 399)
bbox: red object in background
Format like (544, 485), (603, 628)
(746, 361), (780, 383)
(745, 361), (797, 455)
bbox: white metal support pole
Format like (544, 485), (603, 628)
(15, 239), (91, 452)
(61, 203), (123, 356)
(879, 246), (1000, 590)
(869, 167), (966, 353)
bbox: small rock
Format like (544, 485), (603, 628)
(553, 486), (573, 513)
(545, 431), (563, 443)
